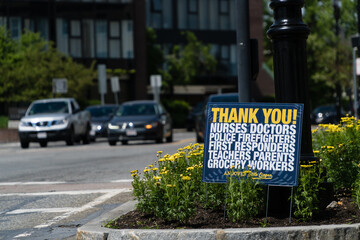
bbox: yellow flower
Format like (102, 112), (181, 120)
(153, 176), (161, 181)
(148, 164), (153, 168)
(152, 168), (158, 171)
(301, 165), (313, 168)
(157, 151), (163, 154)
(182, 176), (191, 181)
(131, 173), (138, 177)
(166, 184), (175, 188)
(144, 168), (150, 173)
(159, 158), (165, 162)
(313, 150), (319, 154)
(186, 166), (194, 171)
(130, 170), (138, 173)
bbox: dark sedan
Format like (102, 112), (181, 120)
(310, 104), (345, 124)
(195, 93), (239, 143)
(85, 104), (119, 141)
(107, 100), (173, 145)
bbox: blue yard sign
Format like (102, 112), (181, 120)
(202, 102), (304, 186)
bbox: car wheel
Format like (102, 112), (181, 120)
(196, 132), (203, 143)
(82, 125), (91, 145)
(66, 128), (75, 146)
(121, 140), (128, 145)
(166, 131), (173, 143)
(39, 141), (48, 147)
(20, 139), (29, 149)
(109, 140), (117, 146)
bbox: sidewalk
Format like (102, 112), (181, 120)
(76, 200), (360, 240)
(0, 128), (18, 143)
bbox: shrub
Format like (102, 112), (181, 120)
(162, 99), (190, 128)
(0, 116), (8, 128)
(293, 160), (324, 221)
(312, 116), (360, 190)
(131, 143), (265, 223)
(227, 167), (263, 222)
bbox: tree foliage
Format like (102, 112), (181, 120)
(160, 31), (217, 95)
(263, 0), (357, 108)
(0, 27), (95, 105)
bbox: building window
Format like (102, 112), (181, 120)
(122, 20), (133, 59)
(219, 0), (230, 30)
(149, 0), (162, 28)
(220, 45), (231, 74)
(70, 20), (82, 57)
(56, 18), (69, 55)
(187, 0), (198, 29)
(9, 17), (21, 40)
(109, 21), (121, 58)
(96, 20), (108, 58)
(82, 19), (95, 58)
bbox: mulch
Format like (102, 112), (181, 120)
(111, 190), (360, 229)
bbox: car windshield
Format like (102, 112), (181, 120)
(87, 106), (117, 117)
(28, 101), (69, 115)
(313, 105), (335, 114)
(116, 104), (156, 116)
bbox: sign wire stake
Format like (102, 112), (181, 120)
(224, 181), (228, 221)
(205, 183), (208, 209)
(289, 186), (294, 224)
(265, 185), (270, 223)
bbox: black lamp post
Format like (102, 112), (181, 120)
(267, 0), (315, 162)
(266, 0), (316, 215)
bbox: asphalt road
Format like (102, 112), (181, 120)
(0, 130), (196, 239)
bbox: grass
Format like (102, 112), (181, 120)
(0, 116), (8, 128)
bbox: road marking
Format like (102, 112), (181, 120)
(0, 188), (131, 197)
(14, 231), (34, 238)
(0, 181), (66, 186)
(34, 189), (128, 228)
(6, 208), (75, 215)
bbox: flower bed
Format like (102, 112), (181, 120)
(106, 116), (360, 229)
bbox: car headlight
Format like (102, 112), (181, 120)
(145, 122), (158, 129)
(91, 124), (102, 131)
(108, 123), (120, 130)
(19, 121), (31, 127)
(53, 119), (68, 125)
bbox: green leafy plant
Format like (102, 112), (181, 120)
(226, 167), (263, 222)
(0, 116), (8, 128)
(293, 161), (324, 221)
(312, 116), (360, 190)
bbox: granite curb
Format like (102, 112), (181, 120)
(76, 200), (360, 240)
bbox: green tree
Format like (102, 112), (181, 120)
(0, 27), (95, 105)
(263, 0), (357, 109)
(160, 31), (217, 96)
(147, 27), (164, 75)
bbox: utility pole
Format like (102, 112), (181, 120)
(235, 0), (251, 102)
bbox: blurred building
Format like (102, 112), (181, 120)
(145, 0), (274, 102)
(0, 0), (274, 106)
(0, 0), (147, 103)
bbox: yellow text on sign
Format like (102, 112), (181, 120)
(211, 107), (298, 124)
(262, 108), (297, 124)
(211, 108), (259, 123)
